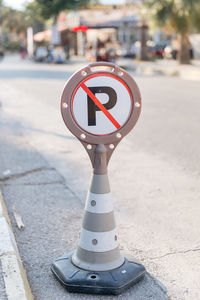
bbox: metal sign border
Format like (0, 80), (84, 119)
(61, 62), (141, 145)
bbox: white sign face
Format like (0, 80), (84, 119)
(72, 74), (132, 135)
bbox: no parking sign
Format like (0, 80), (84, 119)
(52, 62), (145, 295)
(61, 62), (141, 148)
(72, 73), (132, 135)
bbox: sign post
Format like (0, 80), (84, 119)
(51, 62), (145, 295)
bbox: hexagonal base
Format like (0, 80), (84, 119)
(51, 252), (145, 295)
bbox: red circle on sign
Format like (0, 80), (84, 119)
(71, 73), (133, 136)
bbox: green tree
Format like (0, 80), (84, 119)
(0, 8), (26, 34)
(25, 1), (45, 33)
(0, 4), (29, 50)
(31, 0), (90, 23)
(146, 0), (200, 64)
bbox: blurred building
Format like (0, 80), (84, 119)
(33, 6), (143, 59)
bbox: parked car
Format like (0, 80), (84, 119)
(149, 44), (165, 58)
(164, 44), (193, 60)
(34, 46), (66, 64)
(163, 45), (178, 59)
(34, 47), (48, 62)
(50, 47), (66, 64)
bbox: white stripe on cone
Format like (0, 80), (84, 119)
(78, 228), (118, 252)
(85, 192), (113, 214)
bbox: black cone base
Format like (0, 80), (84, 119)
(51, 252), (145, 295)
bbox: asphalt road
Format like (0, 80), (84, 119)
(0, 55), (200, 300)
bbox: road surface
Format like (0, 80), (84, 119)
(0, 55), (200, 300)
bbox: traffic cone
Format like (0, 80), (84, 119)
(51, 144), (145, 295)
(72, 171), (124, 271)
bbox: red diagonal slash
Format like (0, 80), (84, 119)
(80, 83), (120, 129)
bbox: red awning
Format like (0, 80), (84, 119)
(72, 25), (88, 32)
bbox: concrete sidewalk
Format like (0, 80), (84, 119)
(0, 191), (33, 300)
(117, 58), (200, 80)
(67, 55), (200, 81)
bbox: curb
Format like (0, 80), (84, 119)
(0, 190), (33, 300)
(117, 59), (200, 81)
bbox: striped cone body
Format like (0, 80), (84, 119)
(72, 173), (124, 271)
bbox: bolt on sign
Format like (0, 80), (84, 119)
(51, 62), (145, 295)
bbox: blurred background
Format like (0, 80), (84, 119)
(1, 1), (200, 300)
(1, 0), (200, 65)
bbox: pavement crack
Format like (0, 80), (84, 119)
(149, 247), (200, 260)
(0, 167), (55, 182)
(64, 184), (82, 203)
